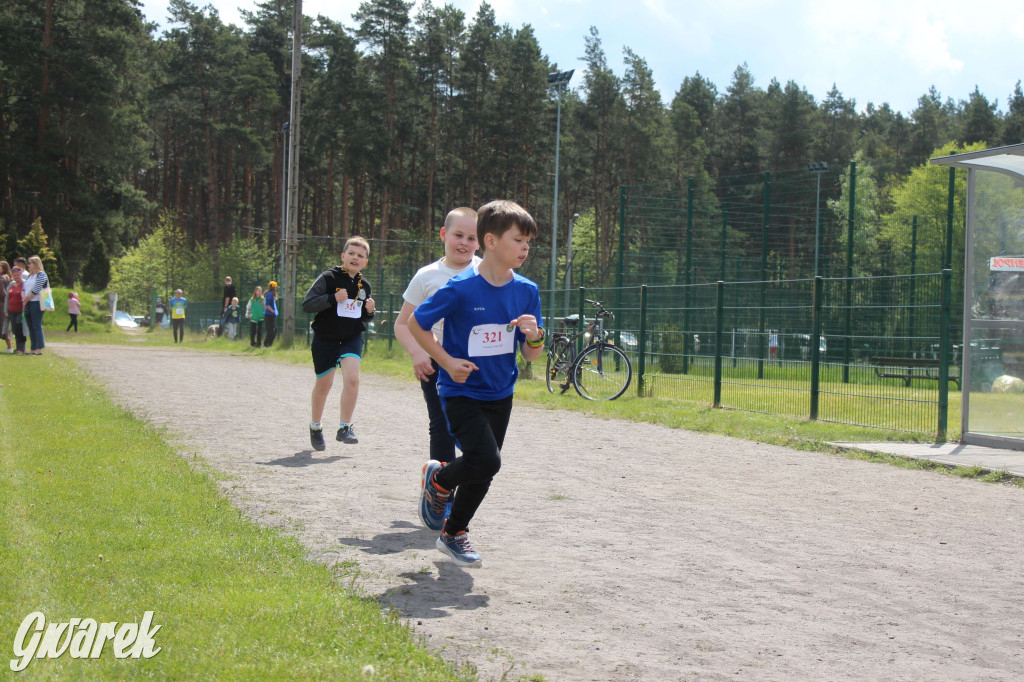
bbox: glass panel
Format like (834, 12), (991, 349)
(966, 170), (1024, 440)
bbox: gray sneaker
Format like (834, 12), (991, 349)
(336, 424), (358, 444)
(309, 426), (326, 451)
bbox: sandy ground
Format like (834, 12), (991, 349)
(53, 342), (1024, 681)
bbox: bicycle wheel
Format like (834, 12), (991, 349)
(546, 336), (574, 394)
(572, 343), (632, 401)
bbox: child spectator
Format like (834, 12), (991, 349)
(169, 288), (187, 343)
(66, 292), (80, 332)
(246, 286), (265, 347)
(222, 296), (241, 340)
(409, 200), (543, 567)
(301, 237), (375, 450)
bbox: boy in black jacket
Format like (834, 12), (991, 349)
(301, 236), (376, 450)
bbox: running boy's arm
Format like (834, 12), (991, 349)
(394, 301), (435, 381)
(407, 314), (478, 384)
(301, 274), (332, 314)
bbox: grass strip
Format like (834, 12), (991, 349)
(0, 354), (472, 680)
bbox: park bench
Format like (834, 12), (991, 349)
(870, 356), (961, 389)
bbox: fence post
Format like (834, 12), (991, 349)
(683, 178), (694, 375)
(843, 161), (855, 383)
(758, 172), (770, 380)
(638, 285), (648, 397)
(945, 160), (956, 270)
(909, 216), (918, 350)
(577, 286), (586, 355)
(719, 204), (728, 282)
(617, 186), (626, 299)
(714, 280), (724, 408)
(388, 292), (395, 351)
(810, 276), (823, 420)
(938, 268), (952, 441)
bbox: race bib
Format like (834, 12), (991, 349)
(337, 298), (363, 319)
(173, 305), (185, 316)
(468, 323), (515, 357)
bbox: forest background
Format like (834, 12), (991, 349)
(1, 0), (1022, 313)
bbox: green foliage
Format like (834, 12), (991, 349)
(110, 211), (277, 313)
(80, 235), (111, 290)
(16, 219), (61, 285)
(878, 141), (986, 271)
(658, 326), (686, 373)
(828, 151), (883, 275)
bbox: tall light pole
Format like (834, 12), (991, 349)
(548, 69), (574, 293)
(809, 162), (828, 278)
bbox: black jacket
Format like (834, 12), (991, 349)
(301, 266), (374, 342)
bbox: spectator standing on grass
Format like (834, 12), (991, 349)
(263, 281), (278, 347)
(394, 207), (480, 466)
(221, 296), (241, 340)
(66, 292), (80, 332)
(169, 288), (187, 344)
(769, 330), (779, 364)
(408, 200), (544, 567)
(0, 261), (12, 353)
(246, 285), (265, 347)
(6, 264), (26, 353)
(301, 236), (375, 450)
(222, 276), (237, 314)
(154, 297), (165, 326)
(21, 255), (49, 355)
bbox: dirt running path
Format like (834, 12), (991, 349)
(55, 343), (1024, 681)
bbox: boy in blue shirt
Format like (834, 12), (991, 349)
(409, 200), (544, 567)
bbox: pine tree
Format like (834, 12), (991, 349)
(81, 235), (111, 290)
(16, 218), (61, 284)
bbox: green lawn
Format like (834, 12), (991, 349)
(0, 355), (472, 680)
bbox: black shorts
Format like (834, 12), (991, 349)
(312, 333), (363, 376)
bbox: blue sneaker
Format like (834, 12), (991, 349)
(436, 528), (482, 567)
(418, 461), (450, 531)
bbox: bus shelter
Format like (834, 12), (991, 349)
(932, 143), (1024, 449)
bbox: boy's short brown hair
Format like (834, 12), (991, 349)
(477, 200), (537, 241)
(343, 236), (370, 257)
(444, 207), (477, 228)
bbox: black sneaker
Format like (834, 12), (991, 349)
(309, 426), (326, 452)
(336, 424), (358, 444)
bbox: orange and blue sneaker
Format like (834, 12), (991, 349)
(436, 524), (482, 567)
(418, 461), (450, 531)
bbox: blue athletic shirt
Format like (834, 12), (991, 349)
(413, 266), (543, 401)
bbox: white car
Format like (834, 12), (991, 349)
(114, 311), (139, 328)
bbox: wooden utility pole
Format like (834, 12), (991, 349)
(282, 0), (302, 346)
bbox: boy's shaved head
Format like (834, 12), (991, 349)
(444, 207), (477, 228)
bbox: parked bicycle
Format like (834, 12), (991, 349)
(545, 299), (632, 401)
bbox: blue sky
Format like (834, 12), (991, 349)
(141, 0), (1024, 116)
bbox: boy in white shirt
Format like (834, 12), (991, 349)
(394, 207), (480, 465)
